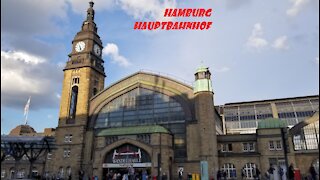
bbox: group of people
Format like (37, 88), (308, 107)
(216, 170), (228, 180)
(105, 169), (149, 180)
(264, 163), (318, 180)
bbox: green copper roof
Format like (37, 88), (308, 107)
(196, 66), (208, 73)
(258, 118), (286, 129)
(96, 125), (170, 136)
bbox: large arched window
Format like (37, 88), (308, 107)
(95, 87), (190, 159)
(95, 88), (188, 128)
(242, 163), (257, 179)
(69, 86), (79, 119)
(221, 163), (236, 179)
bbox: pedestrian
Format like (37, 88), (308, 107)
(178, 169), (183, 180)
(142, 170), (147, 180)
(242, 168), (245, 180)
(223, 171), (227, 180)
(268, 165), (275, 180)
(162, 173), (167, 180)
(217, 170), (221, 180)
(288, 164), (294, 180)
(309, 165), (317, 180)
(255, 168), (261, 180)
(278, 166), (284, 180)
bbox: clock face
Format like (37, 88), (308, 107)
(94, 44), (101, 56)
(75, 41), (85, 52)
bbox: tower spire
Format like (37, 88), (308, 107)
(87, 0), (95, 22)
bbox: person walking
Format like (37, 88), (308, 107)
(288, 164), (294, 180)
(309, 165), (317, 180)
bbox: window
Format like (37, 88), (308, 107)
(137, 134), (151, 144)
(58, 167), (64, 179)
(242, 163), (257, 179)
(93, 88), (98, 96)
(9, 169), (15, 179)
(66, 167), (72, 176)
(269, 140), (282, 151)
(64, 134), (73, 143)
(276, 140), (282, 150)
(17, 169), (25, 179)
(221, 144), (233, 152)
(106, 136), (118, 145)
(269, 141), (275, 150)
(1, 170), (6, 178)
(72, 77), (80, 85)
(243, 143), (255, 152)
(221, 163), (236, 179)
(47, 153), (52, 160)
(63, 149), (71, 158)
(95, 87), (189, 159)
(69, 86), (79, 120)
(31, 168), (38, 178)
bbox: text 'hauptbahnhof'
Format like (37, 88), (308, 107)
(1, 2), (319, 180)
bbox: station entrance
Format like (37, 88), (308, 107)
(103, 144), (152, 180)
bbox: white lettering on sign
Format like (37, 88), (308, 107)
(112, 158), (141, 164)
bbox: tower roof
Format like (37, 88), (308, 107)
(196, 65), (209, 73)
(9, 124), (37, 136)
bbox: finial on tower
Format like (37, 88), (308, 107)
(86, 1), (95, 21)
(89, 1), (94, 8)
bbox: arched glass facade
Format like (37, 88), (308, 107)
(95, 87), (191, 159)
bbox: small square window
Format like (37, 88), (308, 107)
(276, 140), (282, 150)
(269, 141), (275, 150)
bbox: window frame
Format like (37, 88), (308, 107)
(269, 141), (275, 150)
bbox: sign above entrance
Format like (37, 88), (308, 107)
(103, 163), (152, 168)
(104, 144), (151, 168)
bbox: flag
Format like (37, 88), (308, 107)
(24, 96), (31, 116)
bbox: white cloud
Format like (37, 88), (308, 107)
(272, 36), (290, 50)
(116, 0), (177, 20)
(315, 57), (319, 65)
(1, 50), (62, 109)
(246, 23), (268, 50)
(103, 43), (131, 67)
(287, 0), (310, 17)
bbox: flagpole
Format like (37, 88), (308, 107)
(24, 96), (31, 125)
(25, 108), (28, 125)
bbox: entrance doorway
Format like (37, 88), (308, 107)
(103, 167), (151, 180)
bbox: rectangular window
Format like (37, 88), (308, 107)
(243, 142), (255, 152)
(243, 143), (248, 151)
(221, 144), (233, 152)
(47, 153), (52, 160)
(63, 149), (71, 158)
(1, 170), (5, 178)
(269, 141), (275, 150)
(249, 142), (255, 151)
(276, 140), (282, 150)
(64, 134), (73, 143)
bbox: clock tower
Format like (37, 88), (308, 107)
(53, 1), (105, 179)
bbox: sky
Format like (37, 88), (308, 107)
(1, 0), (319, 134)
